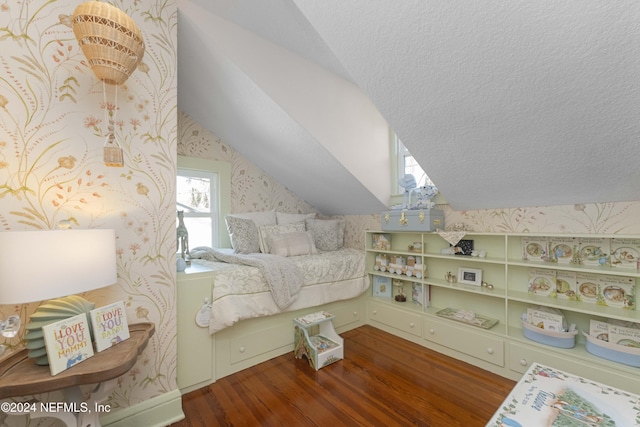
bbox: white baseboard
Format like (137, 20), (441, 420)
(100, 389), (184, 427)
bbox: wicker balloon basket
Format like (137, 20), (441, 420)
(72, 1), (145, 86)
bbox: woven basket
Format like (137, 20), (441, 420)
(72, 1), (145, 86)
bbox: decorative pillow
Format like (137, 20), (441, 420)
(258, 222), (306, 254)
(276, 211), (317, 225)
(269, 231), (318, 257)
(305, 218), (346, 251)
(225, 216), (260, 254)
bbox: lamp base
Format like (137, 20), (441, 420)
(24, 295), (95, 365)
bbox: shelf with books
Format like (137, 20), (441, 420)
(365, 230), (640, 392)
(507, 258), (640, 277)
(507, 290), (640, 322)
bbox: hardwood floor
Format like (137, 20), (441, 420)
(171, 325), (515, 427)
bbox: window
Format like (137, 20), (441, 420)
(177, 156), (231, 249)
(395, 134), (433, 194)
(177, 169), (217, 248)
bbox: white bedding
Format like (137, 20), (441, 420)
(189, 248), (369, 334)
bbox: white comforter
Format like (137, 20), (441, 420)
(188, 248), (369, 334)
(189, 247), (303, 309)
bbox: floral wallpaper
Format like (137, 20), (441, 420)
(440, 202), (640, 235)
(178, 111), (316, 216)
(0, 0), (177, 424)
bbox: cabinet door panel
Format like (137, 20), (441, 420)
(424, 317), (504, 367)
(368, 301), (422, 337)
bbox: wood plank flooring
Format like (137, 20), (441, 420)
(171, 325), (516, 427)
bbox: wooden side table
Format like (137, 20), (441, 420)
(0, 322), (154, 427)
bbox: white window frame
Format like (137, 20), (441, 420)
(391, 132), (431, 194)
(177, 156), (231, 249)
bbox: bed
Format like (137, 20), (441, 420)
(176, 211), (371, 390)
(188, 246), (369, 334)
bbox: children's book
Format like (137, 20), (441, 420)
(528, 268), (555, 297)
(548, 236), (576, 264)
(610, 238), (640, 269)
(578, 237), (610, 266)
(597, 275), (635, 309)
(522, 237), (548, 261)
(576, 272), (599, 303)
(42, 313), (94, 376)
(555, 271), (577, 300)
(372, 275), (392, 298)
(412, 283), (423, 306)
(90, 301), (130, 352)
(487, 363), (640, 426)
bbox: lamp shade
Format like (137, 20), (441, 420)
(0, 229), (117, 305)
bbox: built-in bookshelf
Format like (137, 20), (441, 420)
(365, 230), (640, 393)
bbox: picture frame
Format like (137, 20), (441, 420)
(451, 239), (474, 256)
(372, 275), (392, 298)
(458, 267), (482, 286)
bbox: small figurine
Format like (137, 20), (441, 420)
(393, 279), (407, 302)
(177, 210), (190, 261)
(569, 245), (582, 265)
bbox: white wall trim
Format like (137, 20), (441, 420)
(101, 389), (184, 427)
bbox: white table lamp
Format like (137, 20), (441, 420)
(0, 229), (117, 363)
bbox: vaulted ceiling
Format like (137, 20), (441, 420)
(177, 0), (640, 214)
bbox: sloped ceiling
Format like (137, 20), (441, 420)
(178, 0), (391, 215)
(178, 0), (640, 213)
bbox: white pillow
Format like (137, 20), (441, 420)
(269, 231), (318, 257)
(276, 211), (317, 225)
(305, 218), (346, 251)
(258, 222), (306, 254)
(227, 210), (276, 227)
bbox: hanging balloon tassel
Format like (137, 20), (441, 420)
(102, 82), (124, 167)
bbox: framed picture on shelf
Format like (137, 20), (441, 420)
(451, 239), (474, 256)
(372, 233), (391, 251)
(458, 267), (482, 286)
(372, 275), (392, 298)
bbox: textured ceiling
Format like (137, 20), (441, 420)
(178, 0), (640, 213)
